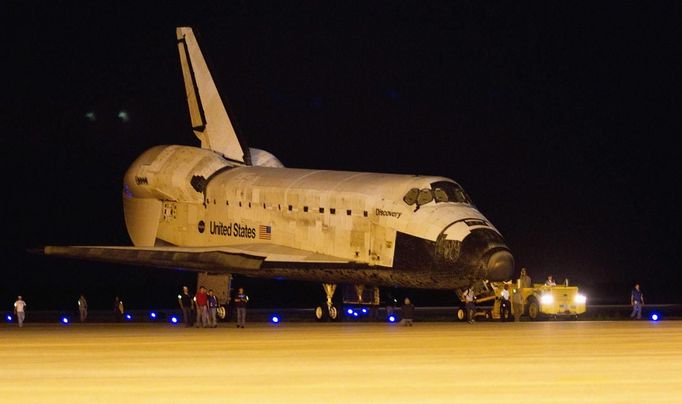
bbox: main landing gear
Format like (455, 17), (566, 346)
(315, 283), (339, 321)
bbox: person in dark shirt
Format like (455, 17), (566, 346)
(630, 283), (644, 320)
(207, 289), (219, 328)
(178, 286), (193, 327)
(234, 288), (249, 328)
(401, 297), (415, 326)
(113, 296), (124, 322)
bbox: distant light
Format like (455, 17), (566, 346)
(353, 312), (359, 317)
(388, 315), (396, 323)
(271, 315), (280, 324)
(651, 313), (660, 321)
(150, 312), (157, 319)
(117, 110), (130, 122)
(347, 308), (354, 315)
(125, 314), (132, 321)
(361, 308), (368, 314)
(169, 316), (179, 324)
(61, 317), (70, 324)
(5, 314), (13, 322)
(85, 111), (96, 121)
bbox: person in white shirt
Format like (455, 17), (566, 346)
(499, 284), (511, 322)
(544, 275), (557, 287)
(13, 296), (26, 328)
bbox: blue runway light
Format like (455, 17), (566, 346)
(651, 313), (660, 321)
(361, 308), (368, 314)
(61, 317), (70, 325)
(347, 308), (354, 315)
(388, 315), (397, 323)
(271, 315), (280, 324)
(125, 313), (133, 321)
(149, 312), (157, 319)
(169, 316), (179, 324)
(353, 312), (359, 317)
(5, 314), (13, 322)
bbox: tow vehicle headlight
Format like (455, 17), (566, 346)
(574, 294), (587, 304)
(540, 294), (554, 305)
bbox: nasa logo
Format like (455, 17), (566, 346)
(198, 220), (205, 233)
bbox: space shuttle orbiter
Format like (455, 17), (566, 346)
(42, 27), (513, 319)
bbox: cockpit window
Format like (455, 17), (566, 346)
(403, 188), (419, 205)
(402, 181), (473, 209)
(417, 188), (434, 205)
(430, 181), (473, 204)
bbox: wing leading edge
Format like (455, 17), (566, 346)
(42, 243), (352, 275)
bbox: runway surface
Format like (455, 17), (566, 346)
(1, 321), (681, 403)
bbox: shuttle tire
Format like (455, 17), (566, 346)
(456, 307), (466, 321)
(328, 306), (338, 321)
(315, 306), (325, 321)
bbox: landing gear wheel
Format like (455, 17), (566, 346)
(528, 300), (540, 321)
(217, 306), (226, 320)
(456, 307), (466, 322)
(329, 306), (338, 320)
(315, 306), (325, 321)
(484, 311), (492, 320)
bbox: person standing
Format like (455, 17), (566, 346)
(13, 296), (26, 328)
(194, 286), (209, 328)
(463, 285), (476, 324)
(207, 289), (218, 328)
(400, 297), (415, 326)
(499, 284), (511, 322)
(630, 283), (644, 320)
(78, 294), (88, 322)
(113, 296), (124, 322)
(178, 286), (193, 327)
(519, 268), (532, 288)
(234, 287), (249, 328)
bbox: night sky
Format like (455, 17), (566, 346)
(4, 2), (681, 311)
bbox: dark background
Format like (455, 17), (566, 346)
(3, 2), (680, 311)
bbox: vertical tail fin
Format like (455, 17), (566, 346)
(176, 27), (249, 164)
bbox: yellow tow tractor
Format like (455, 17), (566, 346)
(457, 280), (587, 321)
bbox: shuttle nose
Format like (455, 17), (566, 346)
(486, 250), (514, 281)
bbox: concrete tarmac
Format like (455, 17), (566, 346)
(1, 321), (681, 403)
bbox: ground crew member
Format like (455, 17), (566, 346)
(544, 275), (556, 286)
(178, 286), (193, 327)
(194, 286), (209, 328)
(78, 294), (88, 322)
(519, 267), (532, 288)
(207, 289), (218, 328)
(463, 285), (476, 324)
(234, 287), (249, 328)
(515, 268), (532, 322)
(499, 284), (511, 322)
(401, 297), (415, 326)
(13, 296), (26, 328)
(113, 296), (124, 322)
(630, 283), (644, 320)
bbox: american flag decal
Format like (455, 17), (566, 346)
(259, 225), (272, 240)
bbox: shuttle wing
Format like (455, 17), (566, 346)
(42, 244), (352, 275)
